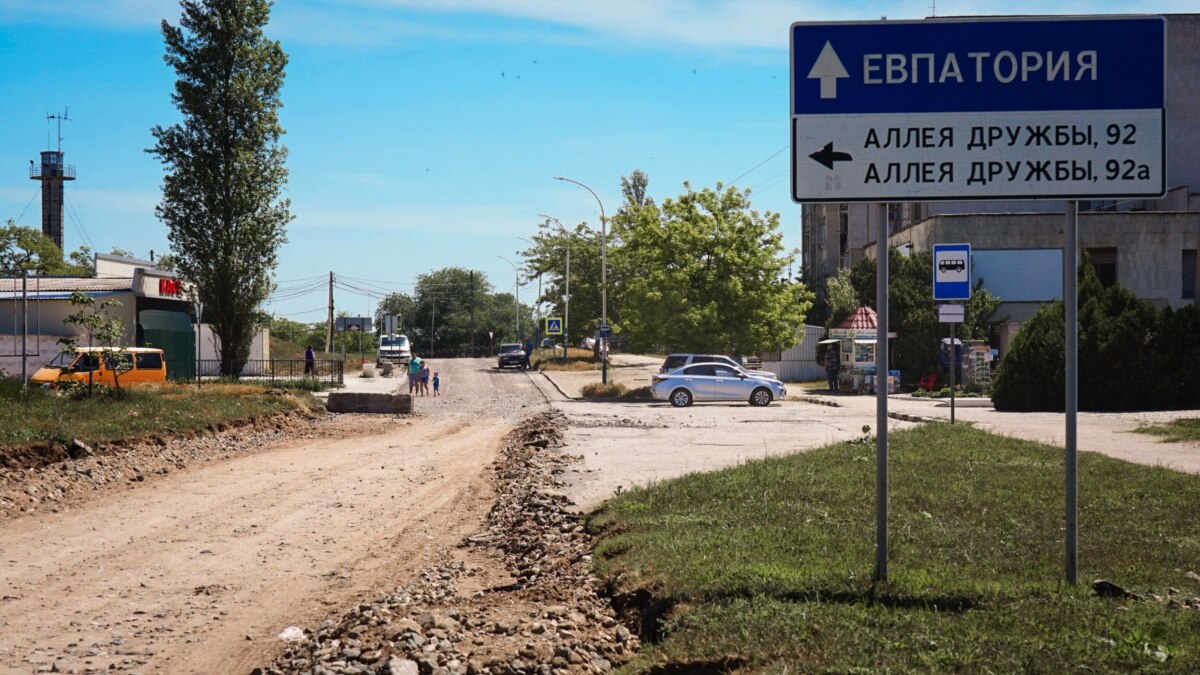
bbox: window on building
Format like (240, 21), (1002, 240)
(1085, 247), (1118, 287)
(1184, 249), (1197, 300)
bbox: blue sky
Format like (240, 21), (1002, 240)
(0, 0), (1187, 321)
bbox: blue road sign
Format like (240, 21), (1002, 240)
(599, 323), (611, 339)
(933, 243), (972, 301)
(545, 317), (563, 335)
(791, 16), (1166, 202)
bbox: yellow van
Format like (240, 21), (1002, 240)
(31, 347), (168, 388)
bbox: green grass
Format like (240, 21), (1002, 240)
(590, 424), (1200, 673)
(1134, 418), (1200, 444)
(0, 378), (319, 449)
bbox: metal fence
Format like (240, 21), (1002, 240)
(760, 324), (827, 382)
(167, 358), (344, 386)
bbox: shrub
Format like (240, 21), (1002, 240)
(993, 261), (1200, 412)
(580, 382), (628, 398)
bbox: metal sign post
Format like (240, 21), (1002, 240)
(1065, 200), (1079, 584)
(791, 16), (1165, 584)
(938, 303), (965, 424)
(874, 208), (889, 582)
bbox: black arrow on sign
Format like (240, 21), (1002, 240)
(809, 142), (853, 170)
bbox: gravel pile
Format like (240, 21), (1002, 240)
(0, 412), (345, 518)
(258, 411), (638, 675)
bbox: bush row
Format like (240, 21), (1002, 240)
(992, 262), (1200, 411)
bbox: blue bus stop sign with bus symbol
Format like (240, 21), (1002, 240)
(933, 243), (972, 300)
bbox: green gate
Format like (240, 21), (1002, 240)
(138, 309), (196, 380)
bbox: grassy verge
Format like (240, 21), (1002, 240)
(1134, 418), (1200, 444)
(580, 383), (653, 400)
(0, 379), (320, 448)
(590, 424), (1200, 673)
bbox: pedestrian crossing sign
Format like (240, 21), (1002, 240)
(545, 317), (563, 335)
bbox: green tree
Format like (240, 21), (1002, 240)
(0, 221), (92, 276)
(824, 267), (858, 329)
(148, 0), (292, 377)
(154, 252), (178, 271)
(992, 259), (1175, 412)
(518, 218), (608, 348)
(68, 245), (96, 275)
(962, 280), (1002, 341)
(612, 181), (812, 354)
(850, 249), (937, 384)
(375, 291), (418, 337)
(370, 268), (532, 356)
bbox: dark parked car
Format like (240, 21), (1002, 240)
(497, 343), (526, 369)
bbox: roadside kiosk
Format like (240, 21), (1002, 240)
(826, 307), (898, 394)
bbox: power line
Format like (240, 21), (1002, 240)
(726, 143), (789, 187)
(64, 183), (96, 251)
(10, 185), (41, 226)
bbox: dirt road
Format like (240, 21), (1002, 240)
(0, 359), (546, 674)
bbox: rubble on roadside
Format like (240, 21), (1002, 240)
(0, 413), (397, 518)
(259, 411), (639, 675)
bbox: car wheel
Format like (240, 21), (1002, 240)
(670, 388), (693, 408)
(750, 387), (772, 407)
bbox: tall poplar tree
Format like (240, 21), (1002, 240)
(149, 0), (291, 376)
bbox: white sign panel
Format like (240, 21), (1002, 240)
(938, 304), (966, 323)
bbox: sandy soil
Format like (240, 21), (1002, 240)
(0, 358), (547, 675)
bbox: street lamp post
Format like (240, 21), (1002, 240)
(497, 255), (520, 341)
(537, 214), (571, 362)
(553, 176), (608, 384)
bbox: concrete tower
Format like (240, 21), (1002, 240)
(29, 113), (75, 250)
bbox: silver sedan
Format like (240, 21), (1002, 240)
(651, 363), (786, 407)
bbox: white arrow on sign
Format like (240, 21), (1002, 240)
(807, 41), (849, 100)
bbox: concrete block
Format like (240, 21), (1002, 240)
(326, 392), (412, 414)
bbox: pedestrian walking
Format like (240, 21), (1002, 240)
(419, 361), (431, 396)
(304, 345), (315, 376)
(432, 371), (440, 397)
(408, 355), (422, 395)
(824, 344), (840, 393)
(522, 339), (533, 370)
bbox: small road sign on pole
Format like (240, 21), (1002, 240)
(933, 243), (972, 301)
(545, 317), (563, 335)
(938, 303), (965, 323)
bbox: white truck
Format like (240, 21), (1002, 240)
(377, 334), (412, 368)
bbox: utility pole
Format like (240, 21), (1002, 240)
(535, 272), (542, 347)
(564, 242), (570, 360)
(429, 298), (436, 356)
(21, 270), (28, 399)
(469, 271), (476, 358)
(325, 271), (334, 353)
